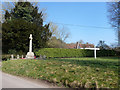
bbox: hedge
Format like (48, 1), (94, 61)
(35, 48), (119, 58)
(35, 48), (94, 58)
(97, 50), (119, 57)
(3, 49), (118, 60)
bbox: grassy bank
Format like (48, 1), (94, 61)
(2, 57), (119, 88)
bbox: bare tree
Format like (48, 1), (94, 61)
(96, 40), (110, 50)
(79, 40), (84, 44)
(49, 22), (59, 37)
(49, 22), (70, 42)
(59, 26), (70, 41)
(107, 1), (120, 47)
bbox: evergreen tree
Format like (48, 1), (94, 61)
(2, 1), (52, 54)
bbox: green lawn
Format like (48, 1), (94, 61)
(2, 57), (119, 88)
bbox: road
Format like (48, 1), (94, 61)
(1, 71), (61, 88)
(0, 62), (60, 89)
(0, 61), (2, 89)
(2, 72), (50, 88)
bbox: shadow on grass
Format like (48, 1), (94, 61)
(52, 57), (119, 70)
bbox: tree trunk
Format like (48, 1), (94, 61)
(118, 30), (120, 47)
(118, 2), (120, 47)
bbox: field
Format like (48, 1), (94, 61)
(2, 57), (119, 88)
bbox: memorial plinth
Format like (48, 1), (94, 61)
(26, 34), (34, 59)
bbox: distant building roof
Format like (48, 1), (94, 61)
(66, 43), (76, 49)
(66, 42), (94, 49)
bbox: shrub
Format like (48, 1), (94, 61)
(2, 54), (11, 61)
(35, 48), (119, 58)
(97, 50), (119, 57)
(35, 48), (93, 58)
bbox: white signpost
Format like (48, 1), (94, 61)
(80, 46), (100, 59)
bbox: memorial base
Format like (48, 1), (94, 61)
(26, 52), (34, 59)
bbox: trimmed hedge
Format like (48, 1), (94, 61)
(35, 48), (94, 58)
(35, 48), (119, 58)
(97, 50), (119, 57)
(35, 48), (93, 58)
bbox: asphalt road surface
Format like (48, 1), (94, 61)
(2, 71), (51, 88)
(0, 61), (2, 89)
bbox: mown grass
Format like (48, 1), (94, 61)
(2, 57), (119, 88)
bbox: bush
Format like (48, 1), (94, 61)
(35, 48), (94, 58)
(35, 48), (119, 58)
(97, 50), (119, 57)
(2, 54), (11, 61)
(8, 49), (17, 54)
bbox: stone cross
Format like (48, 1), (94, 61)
(26, 34), (34, 59)
(11, 54), (14, 60)
(22, 55), (23, 58)
(29, 34), (33, 52)
(17, 55), (19, 59)
(43, 55), (46, 59)
(39, 54), (42, 59)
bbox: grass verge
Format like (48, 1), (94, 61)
(2, 57), (119, 88)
